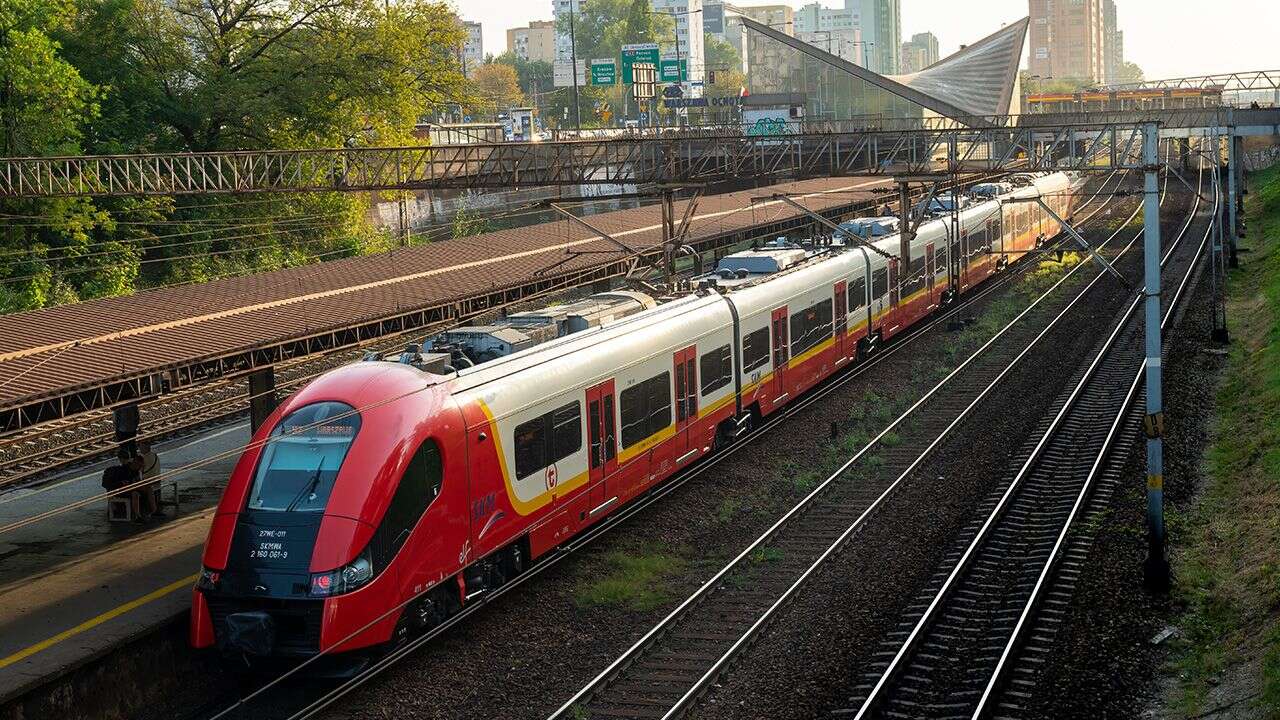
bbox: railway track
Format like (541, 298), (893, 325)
(543, 169), (1193, 720)
(196, 174), (1131, 720)
(841, 169), (1214, 720)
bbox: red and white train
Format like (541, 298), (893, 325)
(191, 172), (1086, 667)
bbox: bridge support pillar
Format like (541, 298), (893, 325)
(1141, 122), (1170, 594)
(249, 368), (278, 434)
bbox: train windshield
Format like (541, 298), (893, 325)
(246, 402), (361, 513)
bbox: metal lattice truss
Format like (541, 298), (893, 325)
(1105, 70), (1280, 92)
(0, 122), (1171, 197)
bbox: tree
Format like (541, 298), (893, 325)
(470, 62), (525, 117)
(117, 0), (470, 151)
(0, 0), (471, 312)
(704, 32), (741, 74)
(492, 51), (553, 101)
(554, 0), (674, 126)
(0, 0), (98, 157)
(0, 0), (115, 312)
(1116, 61), (1145, 86)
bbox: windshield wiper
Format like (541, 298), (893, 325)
(284, 457), (325, 512)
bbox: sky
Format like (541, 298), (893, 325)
(453, 0), (1279, 82)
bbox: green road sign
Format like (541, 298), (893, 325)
(659, 56), (688, 83)
(590, 58), (617, 86)
(621, 43), (660, 84)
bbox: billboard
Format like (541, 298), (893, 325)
(553, 59), (587, 87)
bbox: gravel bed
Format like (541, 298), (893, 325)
(687, 184), (1199, 720)
(1015, 233), (1226, 719)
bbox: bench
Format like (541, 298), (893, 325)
(107, 480), (180, 522)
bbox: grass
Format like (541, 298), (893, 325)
(1169, 163), (1280, 718)
(574, 548), (686, 612)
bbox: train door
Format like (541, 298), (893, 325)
(833, 281), (848, 359)
(672, 346), (698, 459)
(925, 243), (936, 300)
(771, 307), (789, 397)
(585, 379), (618, 507)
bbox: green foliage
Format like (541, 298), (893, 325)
(548, 0), (674, 128)
(704, 32), (741, 72)
(0, 0), (467, 312)
(452, 203), (489, 239)
(1169, 164), (1280, 718)
(492, 51), (554, 99)
(574, 548), (684, 611)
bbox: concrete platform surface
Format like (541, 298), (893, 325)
(0, 422), (248, 704)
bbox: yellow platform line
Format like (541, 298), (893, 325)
(0, 572), (197, 670)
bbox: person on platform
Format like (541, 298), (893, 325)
(138, 440), (162, 519)
(102, 449), (147, 522)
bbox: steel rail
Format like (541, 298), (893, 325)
(969, 167), (1218, 720)
(850, 167), (1207, 720)
(265, 176), (1130, 720)
(543, 174), (1151, 720)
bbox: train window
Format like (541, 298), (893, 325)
(620, 372), (672, 449)
(904, 254), (926, 296)
(871, 267), (889, 300)
(373, 438), (443, 563)
(551, 403), (583, 460)
(741, 326), (770, 373)
(247, 401), (360, 513)
(848, 275), (867, 311)
(790, 299), (833, 358)
(971, 226), (988, 254)
(935, 244), (949, 277)
(700, 345), (733, 396)
(513, 401), (582, 479)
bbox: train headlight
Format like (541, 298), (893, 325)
(309, 547), (375, 597)
(196, 568), (221, 592)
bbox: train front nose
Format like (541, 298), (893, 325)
(203, 511), (328, 656)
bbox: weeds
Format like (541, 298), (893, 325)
(575, 548), (686, 612)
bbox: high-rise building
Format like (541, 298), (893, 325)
(1102, 0), (1123, 84)
(733, 3), (795, 34)
(507, 20), (557, 64)
(650, 0), (705, 89)
(1028, 0), (1113, 84)
(846, 0), (900, 74)
(461, 21), (483, 77)
(552, 0), (586, 63)
(795, 2), (863, 64)
(899, 31), (939, 73)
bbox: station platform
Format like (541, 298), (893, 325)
(0, 423), (247, 705)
